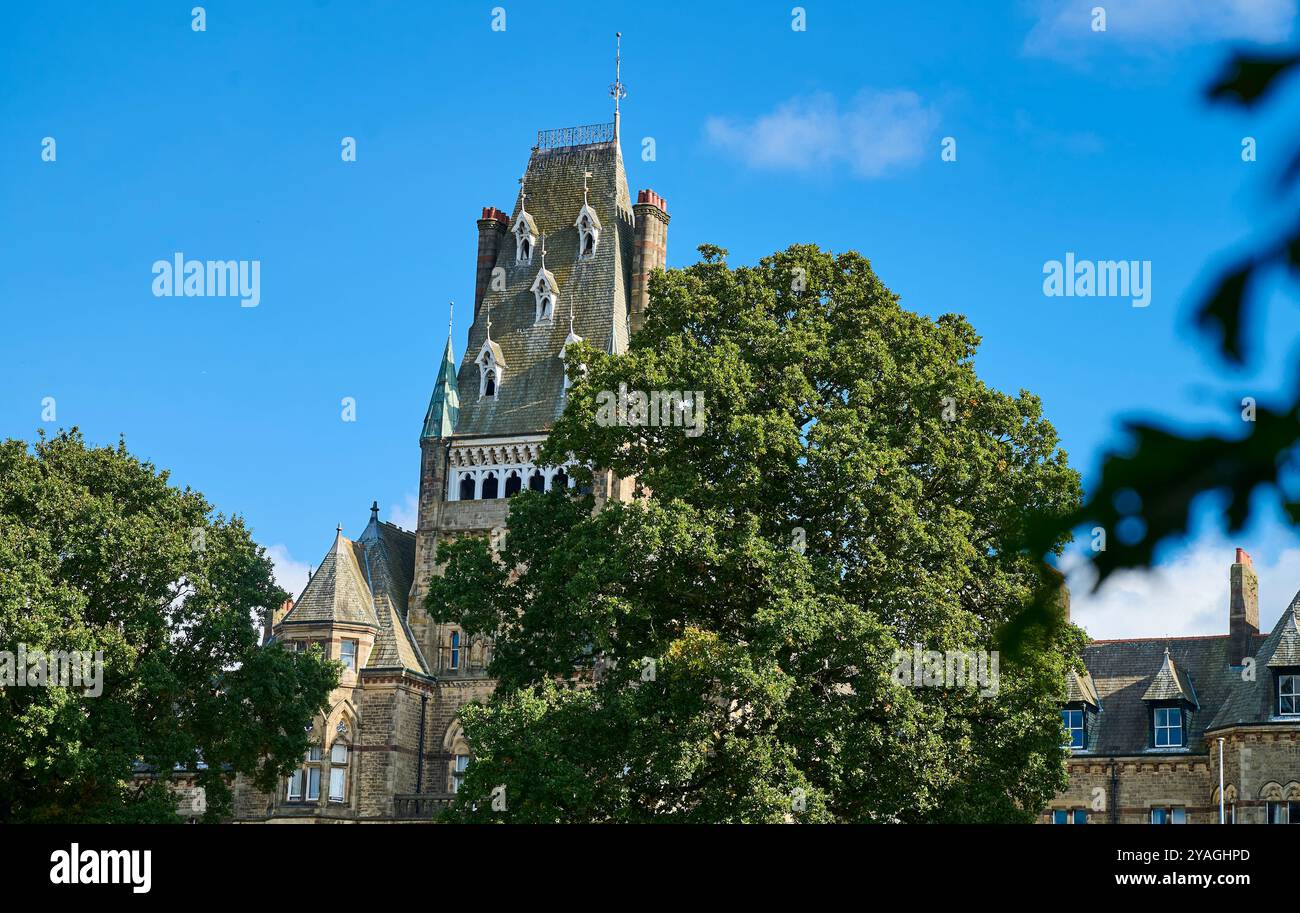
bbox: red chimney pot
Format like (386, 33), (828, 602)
(1236, 547), (1252, 566)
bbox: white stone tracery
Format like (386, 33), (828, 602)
(447, 439), (575, 501)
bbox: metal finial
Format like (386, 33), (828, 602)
(370, 501), (379, 521)
(518, 174), (527, 210)
(610, 32), (626, 141)
(583, 170), (592, 203)
(448, 300), (454, 338)
(540, 232), (547, 270)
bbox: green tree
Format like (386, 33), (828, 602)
(429, 244), (1084, 822)
(0, 429), (337, 822)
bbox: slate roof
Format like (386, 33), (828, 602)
(1074, 604), (1300, 755)
(453, 132), (634, 438)
(279, 511), (428, 677)
(1065, 668), (1099, 707)
(1141, 648), (1198, 706)
(1208, 601), (1300, 732)
(281, 532), (378, 628)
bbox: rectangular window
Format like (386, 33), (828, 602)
(340, 639), (358, 672)
(329, 767), (346, 802)
(1153, 707), (1183, 747)
(306, 767), (321, 800)
(1151, 807), (1186, 824)
(1279, 673), (1299, 716)
(287, 769), (302, 801)
(1267, 801), (1300, 824)
(331, 742), (348, 765)
(452, 754), (469, 793)
(1061, 709), (1085, 749)
(308, 745), (322, 762)
(1052, 809), (1087, 824)
(450, 631), (461, 670)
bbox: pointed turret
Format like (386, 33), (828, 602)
(421, 325), (460, 441)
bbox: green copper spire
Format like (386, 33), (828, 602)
(421, 309), (460, 440)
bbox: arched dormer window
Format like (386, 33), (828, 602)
(474, 337), (505, 400)
(512, 211), (538, 265)
(531, 267), (558, 326)
(574, 201), (601, 261)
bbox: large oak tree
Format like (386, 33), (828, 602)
(429, 245), (1083, 822)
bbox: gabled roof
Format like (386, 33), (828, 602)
(512, 210), (538, 236)
(574, 200), (601, 230)
(474, 337), (506, 368)
(1065, 668), (1099, 708)
(530, 266), (559, 295)
(1209, 602), (1300, 731)
(454, 132), (633, 437)
(280, 530), (378, 629)
(1142, 648), (1199, 707)
(421, 334), (460, 440)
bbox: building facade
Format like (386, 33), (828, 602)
(232, 102), (669, 822)
(1044, 549), (1300, 824)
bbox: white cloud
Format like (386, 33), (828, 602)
(1065, 538), (1300, 640)
(266, 543), (310, 601)
(1024, 0), (1296, 59)
(389, 492), (418, 532)
(704, 90), (939, 179)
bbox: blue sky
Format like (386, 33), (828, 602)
(3, 0), (1300, 638)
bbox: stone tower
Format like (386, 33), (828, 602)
(407, 118), (669, 681)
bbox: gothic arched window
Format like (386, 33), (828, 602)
(481, 471), (499, 500)
(504, 469), (522, 497)
(528, 469), (545, 492)
(459, 474), (476, 501)
(552, 469), (569, 491)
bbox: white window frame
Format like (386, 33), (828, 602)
(1279, 672), (1299, 716)
(340, 639), (358, 672)
(328, 742), (348, 803)
(450, 630), (461, 670)
(1153, 706), (1183, 748)
(1061, 708), (1085, 749)
(452, 754), (470, 793)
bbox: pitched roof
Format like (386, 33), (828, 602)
(355, 513), (429, 676)
(278, 512), (429, 678)
(1208, 601), (1300, 731)
(1065, 668), (1099, 708)
(281, 531), (379, 628)
(1266, 605), (1300, 667)
(1142, 648), (1198, 707)
(1075, 636), (1239, 755)
(421, 335), (460, 441)
(453, 131), (634, 437)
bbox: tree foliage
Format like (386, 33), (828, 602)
(0, 429), (337, 822)
(428, 244), (1084, 822)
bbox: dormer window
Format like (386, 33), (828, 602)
(474, 337), (505, 400)
(512, 212), (538, 265)
(574, 201), (601, 261)
(1278, 670), (1299, 715)
(1152, 705), (1184, 748)
(1061, 708), (1085, 750)
(531, 267), (558, 326)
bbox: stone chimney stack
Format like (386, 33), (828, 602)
(1229, 547), (1260, 665)
(630, 189), (670, 336)
(475, 207), (509, 319)
(264, 597), (293, 645)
